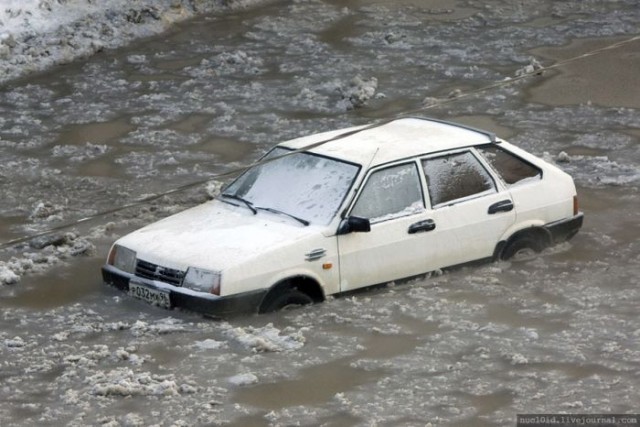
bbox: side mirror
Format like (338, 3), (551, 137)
(337, 216), (371, 235)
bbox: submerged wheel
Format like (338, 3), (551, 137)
(260, 288), (314, 313)
(501, 236), (544, 261)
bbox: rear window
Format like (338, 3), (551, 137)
(422, 151), (496, 207)
(476, 145), (541, 185)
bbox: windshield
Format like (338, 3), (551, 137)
(224, 148), (360, 225)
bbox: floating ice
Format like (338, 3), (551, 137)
(88, 368), (183, 397)
(0, 266), (20, 285)
(337, 75), (378, 110)
(193, 339), (226, 350)
(228, 372), (258, 386)
(514, 57), (544, 77)
(29, 201), (64, 221)
(130, 318), (187, 336)
(4, 336), (25, 347)
(223, 323), (306, 352)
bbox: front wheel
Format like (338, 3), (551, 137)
(260, 288), (314, 313)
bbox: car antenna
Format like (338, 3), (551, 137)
(365, 147), (381, 172)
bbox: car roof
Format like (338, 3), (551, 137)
(280, 117), (497, 167)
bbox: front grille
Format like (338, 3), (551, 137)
(135, 259), (185, 286)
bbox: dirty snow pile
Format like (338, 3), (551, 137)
(223, 322), (307, 352)
(0, 0), (269, 83)
(0, 232), (95, 285)
(338, 75), (381, 110)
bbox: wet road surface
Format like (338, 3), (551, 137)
(1, 0), (639, 425)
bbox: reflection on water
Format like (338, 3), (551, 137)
(322, 0), (477, 20)
(523, 362), (623, 380)
(2, 257), (105, 309)
(197, 136), (256, 161)
(234, 357), (383, 410)
(168, 113), (213, 133)
(464, 389), (514, 416)
(529, 36), (640, 109)
(55, 116), (135, 146)
(484, 303), (567, 332)
(0, 216), (25, 242)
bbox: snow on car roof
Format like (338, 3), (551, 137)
(281, 117), (496, 167)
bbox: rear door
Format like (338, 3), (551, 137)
(420, 150), (516, 265)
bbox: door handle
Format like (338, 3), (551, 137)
(408, 219), (436, 234)
(488, 199), (514, 214)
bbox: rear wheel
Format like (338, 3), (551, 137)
(260, 288), (314, 313)
(501, 236), (544, 261)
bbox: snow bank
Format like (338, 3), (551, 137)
(0, 0), (271, 83)
(1, 0), (101, 37)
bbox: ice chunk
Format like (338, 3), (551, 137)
(338, 75), (378, 110)
(4, 336), (25, 347)
(0, 266), (20, 285)
(228, 372), (258, 386)
(223, 323), (305, 352)
(88, 368), (183, 397)
(193, 339), (226, 350)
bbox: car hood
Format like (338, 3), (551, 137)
(116, 200), (324, 271)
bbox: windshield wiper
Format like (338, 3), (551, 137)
(255, 206), (310, 226)
(220, 194), (309, 225)
(220, 193), (257, 215)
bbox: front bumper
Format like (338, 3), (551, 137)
(102, 264), (267, 317)
(545, 212), (584, 244)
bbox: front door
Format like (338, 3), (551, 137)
(337, 161), (441, 291)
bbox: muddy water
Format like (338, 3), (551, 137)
(1, 0), (640, 426)
(529, 36), (640, 109)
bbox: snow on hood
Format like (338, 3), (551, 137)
(116, 200), (322, 271)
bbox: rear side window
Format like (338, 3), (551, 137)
(477, 145), (541, 185)
(422, 151), (496, 207)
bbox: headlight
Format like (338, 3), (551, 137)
(108, 245), (137, 274)
(183, 267), (221, 295)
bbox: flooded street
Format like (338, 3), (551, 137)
(1, 0), (639, 425)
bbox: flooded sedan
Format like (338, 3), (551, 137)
(0, 0), (639, 426)
(104, 117), (583, 317)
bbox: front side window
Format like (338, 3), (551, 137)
(351, 163), (424, 222)
(224, 148), (359, 225)
(422, 151), (496, 207)
(476, 145), (542, 185)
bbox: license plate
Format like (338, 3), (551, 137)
(129, 281), (171, 309)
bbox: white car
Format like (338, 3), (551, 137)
(103, 117), (583, 315)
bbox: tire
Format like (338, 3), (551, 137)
(260, 288), (314, 313)
(501, 236), (544, 261)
